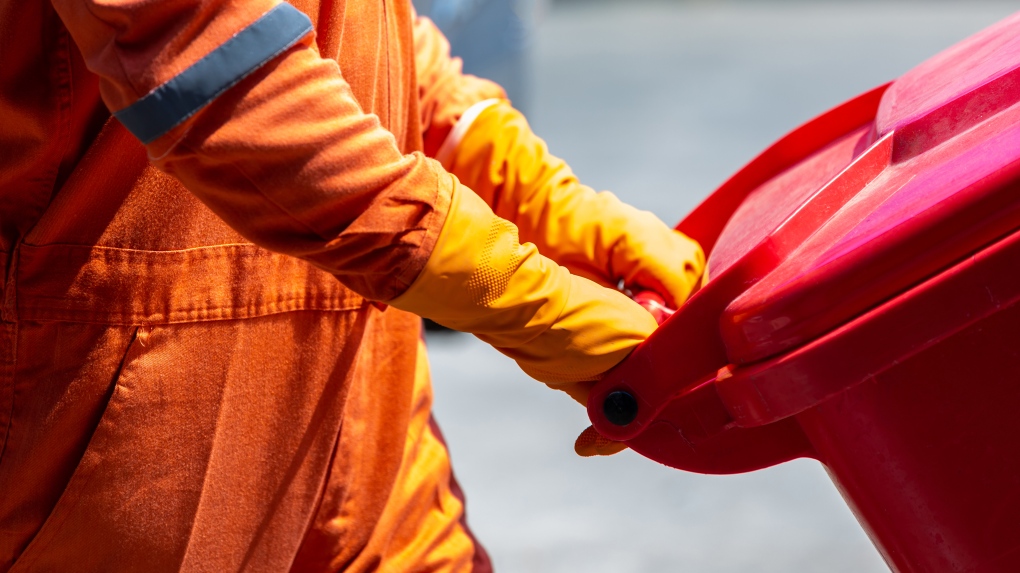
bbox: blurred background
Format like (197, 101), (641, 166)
(411, 1), (1019, 572)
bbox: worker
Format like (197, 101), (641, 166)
(0, 0), (704, 571)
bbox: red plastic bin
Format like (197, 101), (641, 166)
(588, 11), (1020, 573)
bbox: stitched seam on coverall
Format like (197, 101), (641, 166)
(2, 248), (16, 324)
(16, 244), (364, 324)
(0, 323), (16, 469)
(10, 14), (77, 310)
(19, 298), (360, 325)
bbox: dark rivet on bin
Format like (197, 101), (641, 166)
(604, 391), (638, 426)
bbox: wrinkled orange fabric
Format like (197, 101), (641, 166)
(0, 1), (500, 570)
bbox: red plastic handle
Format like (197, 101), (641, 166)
(632, 290), (675, 325)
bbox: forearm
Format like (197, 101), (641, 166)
(389, 182), (655, 387)
(439, 100), (705, 304)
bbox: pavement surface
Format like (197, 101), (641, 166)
(426, 3), (1019, 572)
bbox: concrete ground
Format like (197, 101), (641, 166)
(426, 3), (1019, 572)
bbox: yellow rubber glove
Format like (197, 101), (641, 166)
(436, 99), (705, 309)
(388, 175), (658, 395)
(573, 426), (629, 457)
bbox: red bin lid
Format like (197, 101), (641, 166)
(711, 11), (1020, 365)
(586, 10), (1020, 475)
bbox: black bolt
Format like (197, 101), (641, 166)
(603, 391), (638, 426)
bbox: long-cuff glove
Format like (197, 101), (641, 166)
(435, 100), (704, 456)
(388, 177), (659, 402)
(435, 99), (706, 309)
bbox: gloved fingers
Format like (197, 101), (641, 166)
(557, 380), (596, 406)
(621, 229), (706, 309)
(574, 425), (628, 457)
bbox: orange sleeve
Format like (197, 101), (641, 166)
(50, 0), (452, 301)
(412, 14), (507, 158)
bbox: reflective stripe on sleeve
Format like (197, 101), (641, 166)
(114, 2), (314, 144)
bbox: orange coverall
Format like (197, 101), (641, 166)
(0, 0), (704, 570)
(1, 1), (505, 570)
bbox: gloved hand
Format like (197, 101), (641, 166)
(435, 99), (706, 309)
(571, 291), (674, 457)
(388, 176), (659, 395)
(434, 101), (704, 455)
(574, 425), (629, 457)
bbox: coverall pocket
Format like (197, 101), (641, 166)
(9, 322), (194, 572)
(8, 312), (363, 573)
(8, 241), (370, 571)
(1, 321), (141, 572)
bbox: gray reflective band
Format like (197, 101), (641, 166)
(114, 3), (313, 144)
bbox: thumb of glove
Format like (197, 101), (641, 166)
(574, 425), (628, 457)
